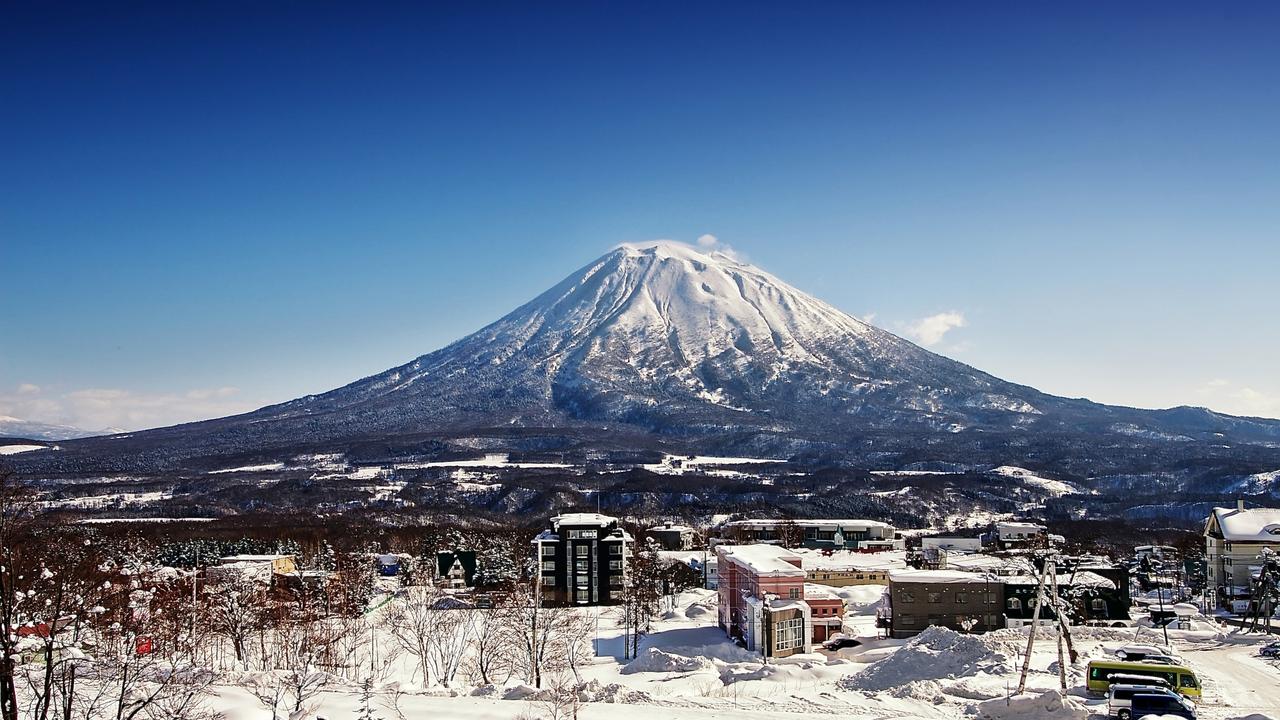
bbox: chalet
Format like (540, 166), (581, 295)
(1204, 502), (1280, 610)
(207, 554), (296, 585)
(436, 550), (477, 588)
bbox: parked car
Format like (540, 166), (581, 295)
(1259, 641), (1280, 658)
(1108, 684), (1181, 720)
(1129, 692), (1196, 720)
(822, 634), (861, 651)
(1114, 644), (1173, 662)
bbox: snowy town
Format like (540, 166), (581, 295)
(4, 470), (1280, 720)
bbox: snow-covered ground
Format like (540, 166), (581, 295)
(0, 443), (52, 454)
(190, 588), (1280, 720)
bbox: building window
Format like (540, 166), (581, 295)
(955, 592), (968, 604)
(541, 545), (556, 556)
(1007, 597), (1022, 611)
(897, 614), (916, 626)
(609, 560), (623, 571)
(789, 587), (801, 599)
(1091, 598), (1106, 612)
(987, 593), (999, 604)
(575, 589), (589, 602)
(576, 545), (589, 557)
(927, 592), (943, 604)
(775, 617), (804, 651)
(609, 544), (623, 555)
(541, 561), (555, 572)
(609, 576), (623, 587)
(609, 590), (622, 600)
(900, 591), (916, 603)
(541, 576), (554, 586)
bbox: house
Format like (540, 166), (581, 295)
(716, 544), (813, 657)
(921, 536), (984, 553)
(1002, 571), (1128, 627)
(886, 569), (1004, 638)
(436, 550), (477, 588)
(649, 522), (697, 551)
(377, 554), (401, 576)
(804, 583), (846, 642)
(724, 518), (899, 550)
(995, 521), (1048, 548)
(657, 550), (717, 589)
(1204, 502), (1280, 610)
(207, 554), (296, 585)
(534, 513), (631, 606)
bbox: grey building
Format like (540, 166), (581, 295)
(887, 569), (1004, 638)
(534, 513), (631, 606)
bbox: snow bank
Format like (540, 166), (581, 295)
(977, 689), (1088, 720)
(622, 647), (713, 674)
(0, 444), (50, 455)
(840, 626), (1015, 692)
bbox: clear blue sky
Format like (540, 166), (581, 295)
(2, 2), (1278, 430)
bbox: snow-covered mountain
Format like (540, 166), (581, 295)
(0, 415), (109, 441)
(13, 241), (1280, 474)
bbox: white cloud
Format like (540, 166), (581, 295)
(696, 233), (718, 248)
(0, 384), (258, 432)
(905, 311), (967, 347)
(1195, 378), (1280, 419)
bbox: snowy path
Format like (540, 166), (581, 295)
(1180, 639), (1280, 719)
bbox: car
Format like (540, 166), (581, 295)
(1128, 692), (1195, 720)
(1114, 644), (1173, 662)
(1108, 684), (1181, 720)
(1260, 641), (1280, 658)
(821, 634), (862, 651)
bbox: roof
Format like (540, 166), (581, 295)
(889, 569), (1000, 584)
(996, 521), (1046, 531)
(791, 548), (908, 572)
(219, 554), (290, 563)
(552, 512), (619, 529)
(1210, 506), (1280, 542)
(718, 544), (805, 576)
(803, 583), (841, 601)
(650, 523), (693, 533)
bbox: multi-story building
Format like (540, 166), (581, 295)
(716, 544), (813, 657)
(792, 548), (907, 587)
(886, 569), (1004, 638)
(724, 519), (899, 550)
(1205, 502), (1280, 610)
(995, 521), (1048, 549)
(649, 522), (697, 551)
(533, 513), (631, 606)
(1002, 571), (1128, 627)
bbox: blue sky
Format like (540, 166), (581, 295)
(2, 2), (1278, 430)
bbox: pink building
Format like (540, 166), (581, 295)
(717, 544), (831, 657)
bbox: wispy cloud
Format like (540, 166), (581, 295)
(1196, 378), (1280, 418)
(905, 311), (967, 347)
(0, 384), (257, 432)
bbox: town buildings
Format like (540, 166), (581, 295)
(534, 512), (631, 606)
(1204, 502), (1280, 610)
(885, 569), (1003, 638)
(724, 518), (900, 550)
(649, 522), (697, 551)
(716, 544), (814, 657)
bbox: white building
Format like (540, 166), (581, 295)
(995, 521), (1047, 546)
(1204, 502), (1280, 609)
(922, 536), (984, 553)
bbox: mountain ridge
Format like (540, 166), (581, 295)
(9, 241), (1280, 476)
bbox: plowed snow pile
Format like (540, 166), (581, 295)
(840, 626), (1014, 692)
(977, 689), (1087, 720)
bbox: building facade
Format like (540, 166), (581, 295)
(1205, 503), (1280, 610)
(534, 513), (631, 606)
(725, 519), (898, 550)
(649, 522), (697, 551)
(716, 544), (814, 657)
(887, 569), (1004, 638)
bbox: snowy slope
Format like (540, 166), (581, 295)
(15, 241), (1280, 475)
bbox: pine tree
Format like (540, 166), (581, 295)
(353, 677), (382, 720)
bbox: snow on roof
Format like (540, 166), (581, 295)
(726, 518), (893, 529)
(650, 523), (694, 532)
(1068, 571), (1117, 589)
(1211, 506), (1280, 542)
(551, 512), (618, 528)
(718, 544), (805, 576)
(219, 554), (290, 563)
(804, 583), (841, 601)
(791, 548), (908, 572)
(996, 521), (1046, 530)
(944, 553), (1012, 572)
(889, 569), (998, 584)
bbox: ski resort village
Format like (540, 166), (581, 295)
(3, 453), (1280, 720)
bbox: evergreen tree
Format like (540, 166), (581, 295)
(353, 677), (382, 720)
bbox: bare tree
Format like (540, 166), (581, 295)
(204, 576), (270, 669)
(0, 468), (42, 720)
(468, 606), (513, 686)
(502, 584), (578, 688)
(381, 586), (472, 688)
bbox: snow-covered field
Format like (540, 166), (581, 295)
(189, 589), (1280, 720)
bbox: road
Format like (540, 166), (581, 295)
(1179, 638), (1280, 719)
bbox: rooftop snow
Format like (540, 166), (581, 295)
(727, 518), (893, 529)
(1211, 506), (1280, 542)
(718, 544), (805, 576)
(552, 512), (619, 528)
(888, 569), (1000, 584)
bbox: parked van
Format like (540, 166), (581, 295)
(1129, 692), (1195, 720)
(1086, 660), (1201, 698)
(1107, 684), (1181, 719)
